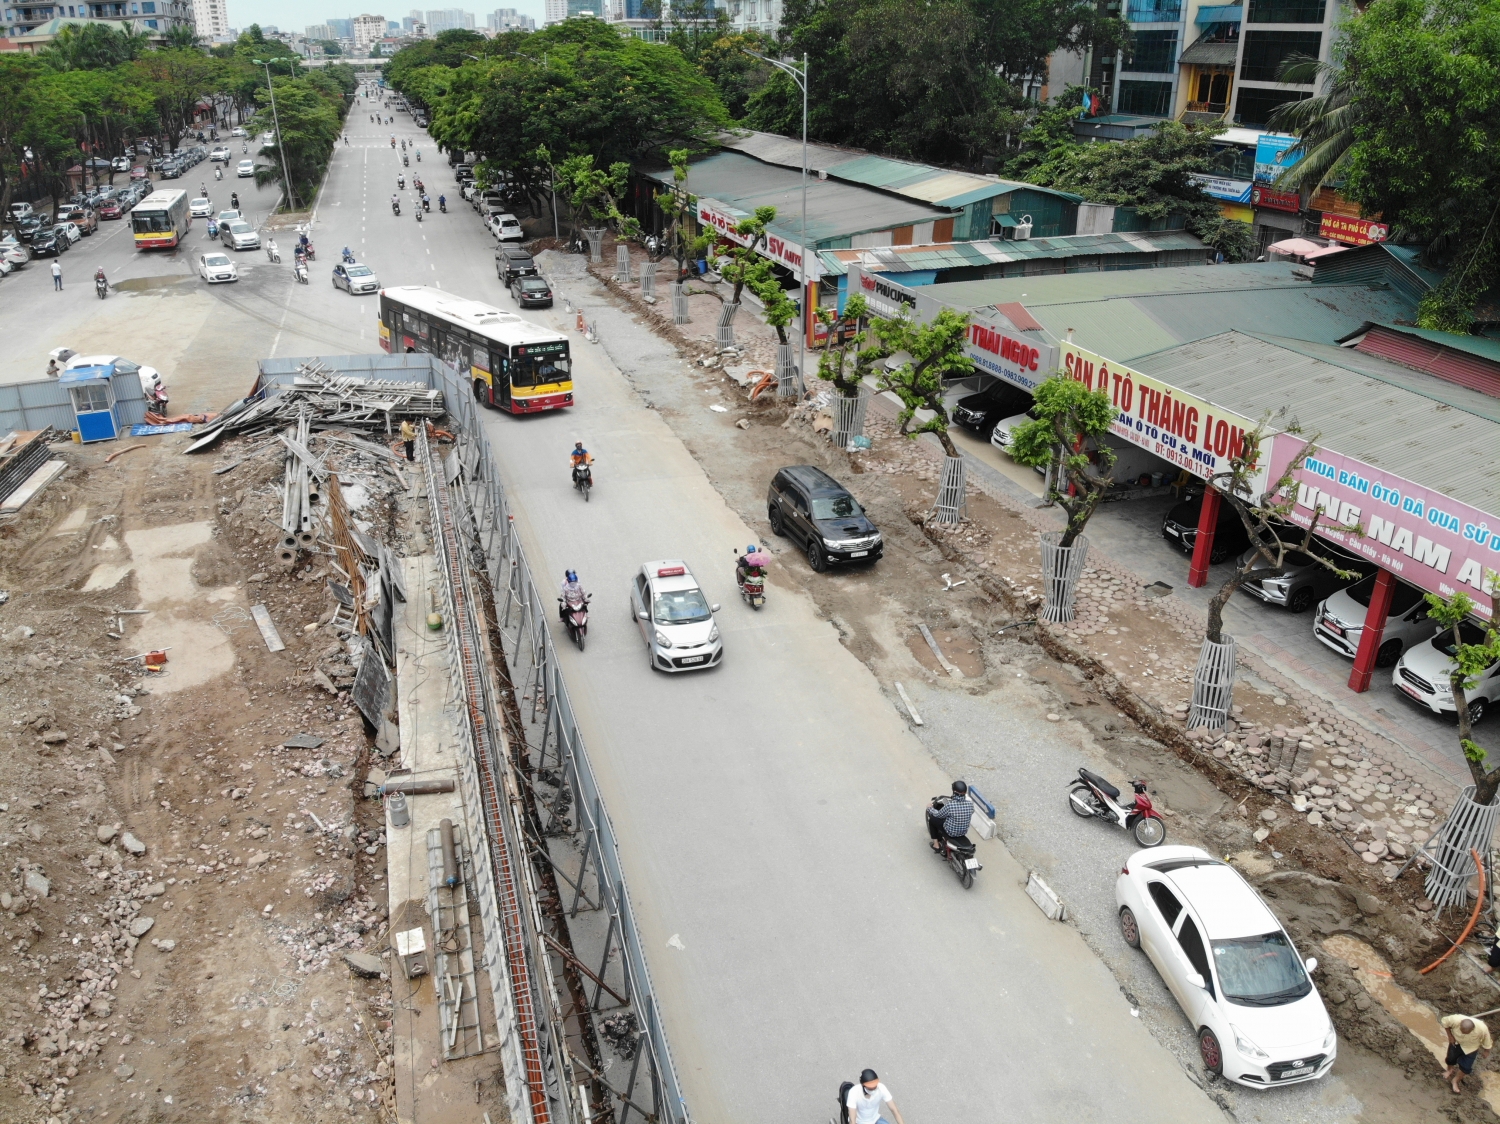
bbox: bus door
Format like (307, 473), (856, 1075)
(491, 348), (512, 409)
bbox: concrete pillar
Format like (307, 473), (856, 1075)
(1348, 567), (1397, 693)
(1187, 488), (1221, 588)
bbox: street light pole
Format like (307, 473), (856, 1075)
(253, 58), (298, 211)
(743, 49), (810, 391)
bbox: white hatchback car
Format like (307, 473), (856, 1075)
(198, 251), (239, 283)
(629, 560), (723, 672)
(1116, 846), (1336, 1088)
(493, 213), (524, 242)
(1393, 619), (1499, 726)
(189, 197), (213, 217)
(237, 159), (255, 178)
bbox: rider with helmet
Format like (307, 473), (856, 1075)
(559, 570), (585, 623)
(736, 544), (765, 585)
(926, 781), (974, 852)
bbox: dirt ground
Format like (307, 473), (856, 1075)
(577, 239), (1500, 1121)
(0, 435), (405, 1123)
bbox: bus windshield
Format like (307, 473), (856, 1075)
(132, 212), (174, 233)
(511, 349), (570, 387)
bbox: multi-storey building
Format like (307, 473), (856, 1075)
(2, 0), (191, 36)
(190, 0), (228, 39)
(486, 5), (531, 28)
(423, 6), (472, 30)
(351, 11), (384, 50)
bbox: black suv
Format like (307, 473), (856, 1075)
(1161, 490), (1251, 565)
(952, 382), (1033, 438)
(496, 246), (537, 285)
(768, 465), (882, 571)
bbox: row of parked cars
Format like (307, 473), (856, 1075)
(1, 182), (139, 273)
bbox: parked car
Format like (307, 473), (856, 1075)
(1313, 573), (1438, 667)
(628, 560), (723, 673)
(9, 201), (34, 220)
(111, 155), (131, 172)
(767, 464), (883, 572)
(1160, 492), (1253, 566)
(1235, 540), (1369, 615)
(58, 206), (97, 234)
(28, 229), (63, 257)
(161, 163), (182, 179)
(492, 213), (524, 242)
(52, 222), (83, 247)
(510, 275), (553, 308)
(952, 382), (1034, 439)
(0, 242), (30, 268)
(63, 353), (164, 397)
(197, 251), (239, 283)
(237, 159), (255, 178)
(989, 405), (1043, 453)
(1393, 620), (1499, 725)
(495, 246), (537, 285)
(189, 197), (214, 218)
(332, 262), (379, 294)
(1116, 845), (1336, 1088)
(16, 215), (47, 242)
(130, 165), (149, 181)
(221, 220), (260, 251)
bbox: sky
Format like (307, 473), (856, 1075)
(229, 0), (548, 37)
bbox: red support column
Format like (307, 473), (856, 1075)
(1348, 567), (1397, 693)
(1187, 488), (1221, 588)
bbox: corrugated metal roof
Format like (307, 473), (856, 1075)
(1132, 331), (1500, 512)
(645, 151), (952, 246)
(1373, 323), (1500, 365)
(816, 230), (1207, 276)
(1179, 36), (1237, 65)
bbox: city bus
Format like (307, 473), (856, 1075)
(131, 189), (190, 250)
(378, 285), (573, 414)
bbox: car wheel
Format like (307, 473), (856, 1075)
(1209, 545), (1230, 565)
(1199, 1028), (1224, 1077)
(1470, 699), (1488, 726)
(1376, 638), (1403, 668)
(768, 505), (785, 537)
(1119, 907), (1141, 949)
(1287, 587), (1315, 614)
(806, 539), (828, 573)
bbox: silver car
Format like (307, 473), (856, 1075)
(1237, 542), (1369, 615)
(629, 560), (722, 672)
(221, 220), (260, 251)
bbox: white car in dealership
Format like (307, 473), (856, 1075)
(198, 252), (239, 283)
(1115, 846), (1336, 1088)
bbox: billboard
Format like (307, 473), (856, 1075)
(697, 197), (822, 281)
(1319, 213), (1388, 246)
(1254, 134), (1303, 184)
(1267, 435), (1499, 617)
(1251, 185), (1301, 214)
(1192, 174), (1253, 203)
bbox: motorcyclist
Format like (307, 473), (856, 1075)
(927, 780), (974, 853)
(421, 193), (430, 212)
(438, 194), (447, 212)
(230, 191), (239, 210)
(215, 166), (222, 180)
(397, 174), (405, 189)
(570, 442), (593, 469)
(298, 231), (310, 252)
(391, 194), (400, 213)
(736, 544), (765, 586)
(342, 246), (354, 262)
(558, 570), (586, 623)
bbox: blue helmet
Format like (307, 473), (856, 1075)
(747, 544), (758, 554)
(565, 569), (577, 583)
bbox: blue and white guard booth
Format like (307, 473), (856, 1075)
(59, 365), (123, 443)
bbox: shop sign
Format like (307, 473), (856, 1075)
(964, 313), (1057, 392)
(850, 265), (919, 319)
(1251, 185), (1301, 214)
(697, 197), (822, 280)
(1254, 134), (1302, 184)
(1060, 343), (1272, 496)
(1267, 435), (1499, 617)
(1191, 174), (1253, 203)
(1319, 213), (1388, 246)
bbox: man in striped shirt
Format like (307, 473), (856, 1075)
(927, 780), (974, 851)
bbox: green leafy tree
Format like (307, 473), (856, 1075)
(319, 40), (343, 56)
(743, 256), (800, 345)
(694, 31), (775, 119)
(163, 24), (203, 50)
(1265, 55), (1359, 195)
(713, 205), (775, 306)
(1421, 590), (1500, 802)
(653, 147), (710, 278)
(557, 153), (641, 239)
(251, 73), (343, 208)
(870, 308), (973, 457)
(1008, 375), (1117, 548)
(815, 292), (884, 397)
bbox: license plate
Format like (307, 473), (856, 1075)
(964, 858), (980, 870)
(679, 655), (705, 665)
(1165, 526), (1180, 537)
(1278, 1067), (1313, 1079)
(1400, 683), (1424, 701)
(850, 550), (868, 557)
(1324, 620), (1344, 636)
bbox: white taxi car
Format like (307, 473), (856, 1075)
(1116, 846), (1336, 1088)
(198, 252), (239, 283)
(629, 561), (722, 672)
(189, 197), (213, 218)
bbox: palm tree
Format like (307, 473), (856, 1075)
(163, 24), (203, 50)
(1265, 54), (1361, 193)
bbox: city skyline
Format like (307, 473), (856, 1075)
(237, 0), (546, 35)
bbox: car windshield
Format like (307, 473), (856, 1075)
(511, 349), (570, 388)
(653, 588), (712, 625)
(191, 198), (209, 207)
(218, 212), (238, 222)
(520, 278), (548, 290)
(1212, 931), (1312, 1006)
(347, 265), (373, 277)
(1439, 621), (1495, 657)
(811, 494), (864, 520)
(204, 255), (230, 266)
(229, 223), (251, 233)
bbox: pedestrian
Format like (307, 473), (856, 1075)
(843, 1070), (906, 1124)
(1442, 1013), (1492, 1094)
(46, 359), (60, 378)
(400, 419), (416, 462)
(51, 260), (62, 290)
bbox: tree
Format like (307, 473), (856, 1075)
(693, 31), (775, 119)
(251, 73), (343, 208)
(163, 24), (203, 50)
(556, 153), (640, 239)
(870, 308), (973, 457)
(1265, 55), (1359, 196)
(319, 40), (343, 56)
(816, 293), (880, 397)
(1008, 375), (1117, 549)
(653, 147), (710, 278)
(714, 205), (776, 306)
(1423, 591), (1500, 804)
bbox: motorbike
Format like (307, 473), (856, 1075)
(95, 274), (108, 299)
(342, 247), (356, 264)
(392, 200), (401, 216)
(439, 198), (447, 213)
(1067, 768), (1166, 847)
(558, 589), (591, 651)
(266, 243), (281, 263)
(397, 175), (405, 190)
(294, 260), (308, 284)
(734, 549), (768, 609)
(415, 207), (422, 223)
(206, 220), (219, 240)
(145, 384), (170, 414)
(929, 796), (982, 889)
(416, 151), (421, 162)
(402, 155), (409, 167)
(422, 197), (430, 213)
(215, 168), (222, 180)
(301, 240), (315, 260)
(571, 460), (593, 501)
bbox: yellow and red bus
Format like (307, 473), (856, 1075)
(130, 189), (190, 250)
(378, 285), (573, 414)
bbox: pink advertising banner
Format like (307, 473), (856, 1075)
(1268, 433), (1500, 619)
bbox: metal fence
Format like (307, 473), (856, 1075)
(0, 371), (148, 436)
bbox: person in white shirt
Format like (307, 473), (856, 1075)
(846, 1069), (905, 1124)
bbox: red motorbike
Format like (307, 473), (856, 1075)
(559, 589), (590, 651)
(1068, 768), (1166, 846)
(734, 549), (769, 610)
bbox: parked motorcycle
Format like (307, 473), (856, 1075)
(558, 589), (591, 651)
(928, 796), (982, 889)
(734, 548), (768, 609)
(1067, 768), (1166, 847)
(571, 459), (593, 500)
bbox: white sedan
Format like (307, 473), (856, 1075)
(237, 159), (255, 178)
(189, 197), (214, 218)
(629, 560), (722, 672)
(1116, 846), (1336, 1088)
(198, 251), (239, 283)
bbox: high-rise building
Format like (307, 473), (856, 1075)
(543, 0), (567, 22)
(192, 0), (230, 39)
(487, 6), (533, 28)
(424, 7), (474, 30)
(352, 12), (384, 50)
(306, 22), (335, 38)
(387, 18), (399, 28)
(326, 16), (353, 36)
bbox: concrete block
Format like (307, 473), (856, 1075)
(970, 807), (996, 840)
(1025, 871), (1066, 922)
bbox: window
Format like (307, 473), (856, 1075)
(1247, 0), (1324, 21)
(1212, 931), (1311, 1005)
(1235, 85), (1308, 127)
(1118, 80), (1174, 116)
(1177, 917), (1215, 995)
(1125, 0), (1181, 20)
(1126, 30), (1178, 72)
(73, 383), (111, 412)
(1147, 881), (1184, 926)
(1240, 30), (1321, 80)
(810, 494), (864, 520)
(1194, 71), (1231, 107)
(511, 347), (570, 387)
(652, 588), (712, 624)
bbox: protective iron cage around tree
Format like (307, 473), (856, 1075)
(1038, 532), (1090, 623)
(1397, 786), (1500, 916)
(717, 301), (740, 349)
(583, 227), (606, 263)
(671, 281), (689, 324)
(614, 243), (632, 283)
(932, 455), (967, 523)
(831, 388), (871, 449)
(1189, 635), (1237, 729)
(775, 344), (800, 398)
(639, 262), (656, 301)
